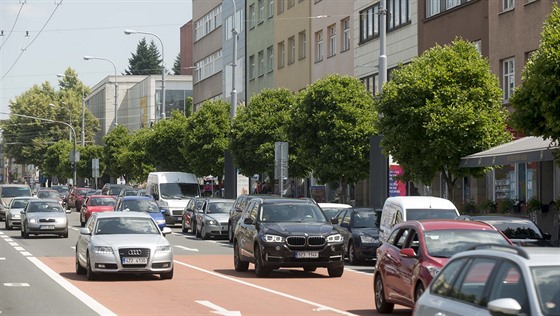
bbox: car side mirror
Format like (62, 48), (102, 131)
(20, 211), (25, 215)
(487, 298), (522, 315)
(243, 217), (254, 225)
(543, 232), (552, 240)
(330, 217), (339, 224)
(79, 228), (91, 235)
(399, 248), (417, 258)
(161, 227), (172, 235)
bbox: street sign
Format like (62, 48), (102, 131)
(274, 142), (288, 180)
(92, 158), (100, 178)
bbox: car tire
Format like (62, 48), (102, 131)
(303, 267), (317, 272)
(228, 223), (234, 243)
(348, 242), (360, 265)
(374, 273), (394, 313)
(191, 222), (197, 236)
(76, 251), (86, 275)
(86, 253), (98, 281)
(22, 226), (29, 239)
(160, 267), (174, 280)
(195, 224), (201, 238)
(234, 241), (249, 272)
(80, 214), (85, 227)
(201, 225), (209, 240)
(181, 220), (188, 233)
(61, 231), (68, 238)
(5, 219), (12, 230)
(254, 246), (270, 278)
(415, 283), (425, 303)
(327, 266), (344, 277)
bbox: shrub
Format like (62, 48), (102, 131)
(476, 199), (496, 214)
(496, 198), (515, 214)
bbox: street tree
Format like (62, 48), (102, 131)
(147, 110), (190, 171)
(119, 127), (156, 183)
(231, 88), (302, 181)
(42, 140), (74, 182)
(76, 144), (105, 181)
(125, 38), (162, 75)
(102, 125), (131, 179)
(183, 100), (230, 178)
(173, 52), (181, 75)
(376, 39), (511, 201)
(289, 75), (377, 203)
(510, 4), (560, 145)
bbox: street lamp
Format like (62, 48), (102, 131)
(8, 113), (77, 188)
(224, 0), (238, 198)
(83, 55), (118, 126)
(124, 29), (165, 122)
(57, 73), (86, 146)
(49, 102), (72, 142)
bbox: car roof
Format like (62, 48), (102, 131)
(12, 196), (37, 200)
(395, 219), (498, 231)
(470, 215), (532, 222)
(120, 196), (153, 201)
(453, 246), (560, 267)
(385, 196), (457, 209)
(28, 198), (62, 203)
(261, 197), (315, 204)
(95, 211), (152, 219)
(318, 203), (352, 208)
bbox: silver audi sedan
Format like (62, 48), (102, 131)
(75, 211), (174, 280)
(20, 199), (68, 238)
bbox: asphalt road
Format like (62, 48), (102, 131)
(0, 211), (412, 316)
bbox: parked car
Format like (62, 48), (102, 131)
(66, 187), (94, 211)
(79, 195), (116, 227)
(464, 215), (554, 247)
(4, 196), (36, 230)
(414, 245), (560, 316)
(101, 183), (132, 197)
(181, 196), (205, 233)
(373, 219), (513, 313)
(228, 194), (279, 242)
(75, 211), (173, 280)
(193, 198), (235, 239)
(318, 202), (352, 221)
(332, 208), (380, 265)
(0, 184), (32, 221)
(20, 199), (68, 238)
(114, 196), (166, 230)
(233, 197), (345, 278)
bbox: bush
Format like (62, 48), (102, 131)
(461, 200), (477, 214)
(476, 199), (496, 214)
(526, 197), (541, 213)
(496, 198), (515, 214)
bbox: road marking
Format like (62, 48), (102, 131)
(3, 283), (30, 287)
(27, 257), (116, 316)
(174, 260), (358, 316)
(0, 258), (5, 260)
(196, 300), (241, 316)
(174, 245), (199, 252)
(14, 246), (25, 251)
(20, 252), (32, 256)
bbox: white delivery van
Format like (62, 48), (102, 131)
(146, 172), (201, 226)
(379, 196), (460, 243)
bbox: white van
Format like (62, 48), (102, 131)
(146, 172), (201, 226)
(379, 196), (460, 243)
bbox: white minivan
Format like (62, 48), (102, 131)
(146, 172), (201, 226)
(379, 196), (460, 243)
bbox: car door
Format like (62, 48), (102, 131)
(395, 228), (421, 305)
(382, 227), (410, 301)
(77, 213), (96, 266)
(237, 200), (259, 261)
(334, 210), (352, 253)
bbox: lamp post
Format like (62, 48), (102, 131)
(9, 113), (77, 188)
(49, 102), (72, 141)
(83, 56), (118, 126)
(224, 0), (238, 199)
(124, 29), (165, 122)
(57, 74), (86, 146)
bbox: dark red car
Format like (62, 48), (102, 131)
(66, 187), (93, 211)
(374, 219), (513, 313)
(79, 195), (116, 227)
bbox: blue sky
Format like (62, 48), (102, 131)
(0, 0), (193, 118)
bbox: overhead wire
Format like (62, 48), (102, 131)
(0, 0), (27, 52)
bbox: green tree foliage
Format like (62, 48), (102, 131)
(231, 88), (300, 178)
(147, 110), (190, 171)
(173, 52), (181, 75)
(102, 125), (131, 178)
(376, 39), (511, 199)
(118, 127), (155, 183)
(510, 4), (560, 143)
(183, 100), (230, 178)
(42, 140), (74, 181)
(76, 144), (104, 180)
(125, 38), (162, 75)
(289, 74), (377, 202)
(185, 96), (193, 117)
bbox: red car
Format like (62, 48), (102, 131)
(79, 195), (116, 227)
(66, 187), (93, 211)
(374, 219), (513, 313)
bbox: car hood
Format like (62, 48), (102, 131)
(87, 206), (115, 213)
(205, 213), (229, 222)
(158, 199), (190, 208)
(261, 222), (337, 235)
(352, 227), (379, 237)
(148, 212), (165, 221)
(8, 207), (24, 215)
(26, 212), (67, 220)
(92, 234), (169, 248)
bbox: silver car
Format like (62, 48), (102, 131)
(195, 198), (235, 240)
(20, 199), (68, 238)
(414, 245), (560, 316)
(5, 196), (37, 230)
(75, 211), (174, 280)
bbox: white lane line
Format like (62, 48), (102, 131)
(196, 300), (241, 316)
(5, 238), (13, 242)
(0, 258), (6, 260)
(20, 252), (32, 257)
(27, 257), (116, 316)
(3, 283), (30, 287)
(8, 242), (18, 247)
(174, 260), (357, 316)
(14, 247), (25, 251)
(174, 245), (199, 252)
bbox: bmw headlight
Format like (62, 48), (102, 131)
(93, 246), (113, 254)
(206, 219), (217, 225)
(156, 245), (171, 253)
(326, 234), (343, 243)
(29, 218), (37, 224)
(360, 235), (377, 243)
(427, 266), (440, 277)
(263, 234), (285, 243)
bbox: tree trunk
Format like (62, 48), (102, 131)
(339, 177), (349, 204)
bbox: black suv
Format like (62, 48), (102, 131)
(233, 197), (345, 277)
(228, 194), (279, 242)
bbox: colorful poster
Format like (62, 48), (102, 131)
(389, 165), (406, 197)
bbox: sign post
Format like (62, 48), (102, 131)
(274, 142), (288, 197)
(92, 158), (100, 189)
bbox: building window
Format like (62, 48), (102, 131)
(249, 55), (255, 80)
(225, 8), (244, 40)
(267, 45), (274, 72)
(360, 4), (379, 43)
(278, 41), (285, 68)
(315, 30), (323, 62)
(503, 0), (514, 11)
(194, 50), (222, 83)
(278, 0), (284, 14)
(473, 40), (482, 54)
(268, 0), (274, 18)
(426, 0), (471, 18)
(194, 5), (222, 41)
(502, 57), (515, 102)
(328, 24), (336, 57)
(387, 0), (410, 31)
(258, 50), (265, 76)
(341, 17), (350, 52)
(361, 74), (377, 95)
(298, 30), (306, 60)
(288, 0), (295, 8)
(288, 36), (296, 64)
(258, 0), (265, 23)
(249, 4), (256, 29)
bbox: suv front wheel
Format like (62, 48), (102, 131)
(233, 241), (249, 272)
(254, 246), (271, 277)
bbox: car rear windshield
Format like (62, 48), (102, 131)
(424, 229), (510, 258)
(2, 187), (31, 198)
(208, 201), (234, 214)
(488, 220), (543, 239)
(407, 209), (458, 220)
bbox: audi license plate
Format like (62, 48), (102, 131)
(295, 251), (319, 259)
(122, 257), (148, 265)
(40, 225), (55, 230)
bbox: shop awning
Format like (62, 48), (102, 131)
(460, 136), (558, 168)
